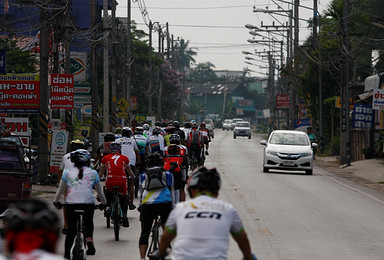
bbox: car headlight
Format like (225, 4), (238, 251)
(300, 152), (312, 157)
(266, 150), (278, 156)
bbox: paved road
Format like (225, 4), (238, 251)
(41, 130), (384, 260)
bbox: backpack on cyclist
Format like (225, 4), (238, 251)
(191, 130), (200, 148)
(144, 166), (167, 190)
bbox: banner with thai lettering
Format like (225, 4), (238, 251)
(0, 117), (31, 147)
(50, 74), (74, 109)
(276, 94), (290, 109)
(353, 104), (374, 128)
(372, 89), (384, 110)
(0, 74), (40, 113)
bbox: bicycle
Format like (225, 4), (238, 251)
(104, 186), (123, 241)
(147, 216), (162, 259)
(56, 203), (102, 260)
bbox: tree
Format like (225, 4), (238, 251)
(0, 36), (38, 73)
(188, 62), (218, 83)
(174, 38), (197, 72)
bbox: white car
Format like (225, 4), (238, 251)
(233, 121), (252, 139)
(260, 130), (318, 175)
(222, 119), (232, 131)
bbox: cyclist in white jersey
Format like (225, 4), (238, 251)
(116, 127), (141, 209)
(0, 199), (65, 260)
(152, 167), (255, 260)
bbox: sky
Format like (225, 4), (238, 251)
(115, 0), (332, 77)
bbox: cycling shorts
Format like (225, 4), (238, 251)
(106, 176), (127, 196)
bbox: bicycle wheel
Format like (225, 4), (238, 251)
(147, 219), (160, 257)
(106, 213), (110, 228)
(72, 231), (85, 260)
(113, 194), (120, 241)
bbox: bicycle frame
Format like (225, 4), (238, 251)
(71, 209), (86, 260)
(147, 216), (162, 258)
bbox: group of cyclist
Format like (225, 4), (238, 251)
(0, 119), (256, 260)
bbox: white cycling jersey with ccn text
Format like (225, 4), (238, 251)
(165, 195), (244, 260)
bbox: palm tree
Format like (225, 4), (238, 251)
(174, 39), (197, 72)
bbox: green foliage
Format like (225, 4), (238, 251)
(0, 37), (38, 73)
(324, 135), (340, 156)
(188, 62), (218, 83)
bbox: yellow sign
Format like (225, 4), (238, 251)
(117, 98), (130, 111)
(117, 112), (129, 118)
(336, 97), (354, 109)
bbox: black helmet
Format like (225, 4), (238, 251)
(3, 199), (60, 253)
(104, 132), (116, 142)
(70, 149), (91, 164)
(146, 152), (164, 167)
(152, 127), (161, 135)
(135, 126), (144, 135)
(70, 139), (85, 152)
(122, 127), (132, 137)
(167, 144), (181, 155)
(169, 134), (181, 144)
(81, 129), (88, 138)
(187, 167), (221, 195)
(191, 123), (199, 129)
(161, 122), (167, 127)
(172, 121), (180, 128)
(184, 122), (192, 128)
(155, 121), (161, 127)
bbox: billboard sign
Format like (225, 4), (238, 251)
(59, 52), (87, 81)
(49, 130), (68, 174)
(353, 104), (374, 128)
(0, 74), (40, 113)
(372, 89), (384, 110)
(276, 94), (290, 109)
(50, 74), (74, 109)
(0, 117), (31, 147)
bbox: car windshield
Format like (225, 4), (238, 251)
(269, 132), (309, 146)
(0, 147), (24, 171)
(236, 123), (249, 127)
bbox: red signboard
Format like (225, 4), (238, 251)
(238, 100), (253, 107)
(0, 74), (40, 113)
(276, 94), (290, 109)
(131, 96), (138, 111)
(50, 74), (74, 109)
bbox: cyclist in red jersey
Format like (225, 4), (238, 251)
(99, 142), (135, 227)
(200, 122), (211, 155)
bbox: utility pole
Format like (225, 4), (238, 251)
(90, 0), (99, 154)
(111, 0), (117, 129)
(126, 0), (132, 122)
(103, 0), (110, 132)
(148, 21), (153, 115)
(38, 6), (49, 182)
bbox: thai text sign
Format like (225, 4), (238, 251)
(50, 74), (74, 109)
(353, 104), (374, 128)
(0, 74), (40, 113)
(49, 130), (68, 174)
(276, 94), (290, 109)
(372, 89), (384, 110)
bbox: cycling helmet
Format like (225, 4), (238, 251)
(81, 129), (88, 138)
(70, 149), (91, 164)
(152, 127), (161, 135)
(161, 122), (167, 127)
(115, 127), (122, 134)
(122, 127), (132, 137)
(184, 122), (192, 128)
(172, 121), (180, 128)
(167, 144), (181, 155)
(191, 123), (199, 129)
(70, 139), (85, 152)
(4, 199), (60, 253)
(109, 142), (121, 153)
(165, 125), (175, 134)
(200, 122), (206, 128)
(135, 126), (144, 135)
(190, 120), (196, 124)
(146, 152), (164, 167)
(187, 167), (221, 196)
(143, 123), (150, 130)
(169, 134), (181, 144)
(104, 132), (116, 142)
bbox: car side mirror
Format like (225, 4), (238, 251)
(260, 140), (267, 146)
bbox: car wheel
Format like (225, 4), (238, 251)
(233, 135), (236, 139)
(305, 169), (313, 175)
(263, 167), (269, 173)
(248, 135), (251, 139)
